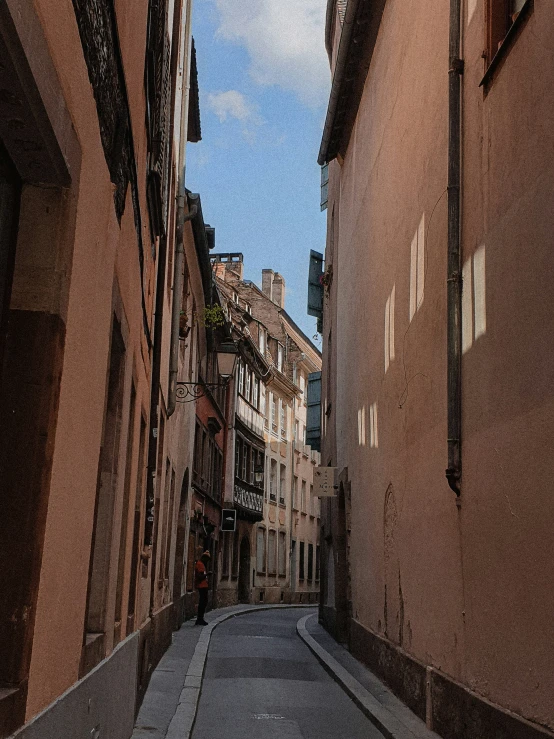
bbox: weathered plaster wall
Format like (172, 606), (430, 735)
(325, 0), (554, 731)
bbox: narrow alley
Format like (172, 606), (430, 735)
(133, 606), (439, 739)
(192, 609), (382, 739)
(2, 0), (553, 737)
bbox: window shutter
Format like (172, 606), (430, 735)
(320, 163), (329, 211)
(306, 371), (322, 453)
(307, 250), (324, 321)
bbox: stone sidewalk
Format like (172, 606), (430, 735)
(131, 604), (439, 739)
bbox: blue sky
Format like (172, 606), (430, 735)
(185, 0), (330, 343)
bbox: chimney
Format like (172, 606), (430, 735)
(262, 269), (274, 298)
(211, 253), (244, 282)
(272, 273), (285, 308)
(213, 262), (227, 280)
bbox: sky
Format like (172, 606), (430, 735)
(185, 0), (330, 345)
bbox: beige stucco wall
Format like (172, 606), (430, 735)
(20, 0), (198, 722)
(323, 0), (554, 729)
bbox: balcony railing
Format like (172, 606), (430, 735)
(234, 480), (264, 521)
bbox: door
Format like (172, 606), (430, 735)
(0, 140), (21, 374)
(238, 536), (250, 603)
(290, 539), (297, 595)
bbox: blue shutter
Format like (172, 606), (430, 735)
(320, 164), (329, 211)
(306, 371), (322, 453)
(307, 250), (324, 321)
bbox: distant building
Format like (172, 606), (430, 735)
(213, 255), (322, 605)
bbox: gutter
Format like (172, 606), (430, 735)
(318, 0), (387, 166)
(446, 0), (463, 496)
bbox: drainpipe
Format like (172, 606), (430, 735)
(446, 0), (463, 497)
(167, 197), (197, 417)
(167, 0), (194, 418)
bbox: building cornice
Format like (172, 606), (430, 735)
(318, 0), (387, 165)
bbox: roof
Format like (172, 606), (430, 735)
(318, 0), (387, 165)
(281, 309), (322, 359)
(187, 38), (201, 143)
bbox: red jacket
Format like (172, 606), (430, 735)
(195, 559), (208, 589)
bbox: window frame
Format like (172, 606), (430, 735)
(482, 0), (533, 88)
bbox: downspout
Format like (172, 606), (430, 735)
(167, 197), (197, 417)
(167, 2), (194, 418)
(446, 0), (463, 496)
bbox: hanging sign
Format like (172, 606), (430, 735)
(313, 467), (338, 497)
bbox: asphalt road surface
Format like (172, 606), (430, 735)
(192, 608), (385, 739)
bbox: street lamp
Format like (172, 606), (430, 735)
(176, 340), (239, 402)
(254, 461), (264, 486)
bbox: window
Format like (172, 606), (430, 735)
(271, 394), (277, 433)
(278, 532), (286, 576)
(268, 530), (276, 574)
(238, 360), (245, 396)
(259, 327), (266, 355)
(310, 484), (314, 516)
(245, 370), (251, 403)
(280, 402), (286, 438)
(257, 527), (266, 573)
(270, 459), (278, 502)
(277, 344), (284, 371)
(261, 384), (266, 419)
(301, 480), (307, 512)
(235, 437), (241, 479)
(279, 464), (286, 505)
(252, 376), (259, 409)
(292, 475), (298, 510)
(299, 541), (305, 580)
(486, 0), (529, 66)
(307, 544), (314, 581)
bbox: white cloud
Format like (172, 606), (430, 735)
(207, 90), (259, 123)
(211, 0), (330, 107)
(206, 90), (265, 144)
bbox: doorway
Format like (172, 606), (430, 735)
(0, 140), (21, 376)
(172, 468), (189, 625)
(238, 536), (250, 603)
(290, 539), (297, 595)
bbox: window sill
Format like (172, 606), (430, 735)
(481, 0), (533, 90)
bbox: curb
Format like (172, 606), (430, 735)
(165, 603), (316, 739)
(296, 613), (438, 739)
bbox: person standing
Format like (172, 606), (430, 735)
(195, 551), (210, 625)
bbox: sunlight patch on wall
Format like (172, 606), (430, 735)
(462, 244), (487, 354)
(358, 406), (366, 446)
(384, 284), (396, 373)
(409, 214), (425, 322)
(369, 402), (378, 449)
(467, 0), (478, 24)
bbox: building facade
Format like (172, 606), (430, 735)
(318, 1), (554, 737)
(0, 1), (213, 736)
(214, 255), (322, 606)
